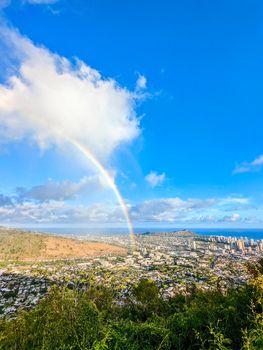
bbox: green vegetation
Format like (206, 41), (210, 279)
(0, 260), (263, 349)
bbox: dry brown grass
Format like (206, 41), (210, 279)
(0, 228), (126, 261)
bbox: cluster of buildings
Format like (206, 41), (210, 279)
(197, 235), (263, 255)
(0, 230), (262, 318)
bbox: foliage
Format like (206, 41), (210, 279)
(0, 261), (263, 349)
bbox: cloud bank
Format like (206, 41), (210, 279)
(0, 190), (254, 225)
(0, 26), (140, 161)
(16, 175), (108, 202)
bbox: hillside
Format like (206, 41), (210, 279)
(0, 228), (126, 261)
(172, 230), (197, 237)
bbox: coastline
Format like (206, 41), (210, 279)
(16, 226), (263, 241)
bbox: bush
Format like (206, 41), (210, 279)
(0, 265), (262, 349)
(0, 287), (103, 349)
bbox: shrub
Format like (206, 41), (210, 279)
(0, 261), (263, 350)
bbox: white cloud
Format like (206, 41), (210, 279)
(130, 197), (216, 222)
(145, 171), (166, 187)
(135, 74), (147, 90)
(16, 175), (108, 202)
(0, 200), (67, 224)
(0, 200), (124, 224)
(220, 197), (249, 205)
(219, 213), (241, 223)
(129, 196), (252, 224)
(0, 26), (140, 161)
(0, 194), (256, 225)
(233, 154), (263, 174)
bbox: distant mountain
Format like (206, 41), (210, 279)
(141, 230), (197, 237)
(141, 231), (152, 236)
(171, 230), (197, 237)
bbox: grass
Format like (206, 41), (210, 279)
(0, 228), (126, 262)
(0, 231), (45, 261)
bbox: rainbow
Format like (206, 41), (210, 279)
(66, 136), (135, 252)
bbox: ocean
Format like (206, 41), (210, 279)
(24, 227), (263, 241)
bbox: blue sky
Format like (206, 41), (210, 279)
(0, 0), (262, 228)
